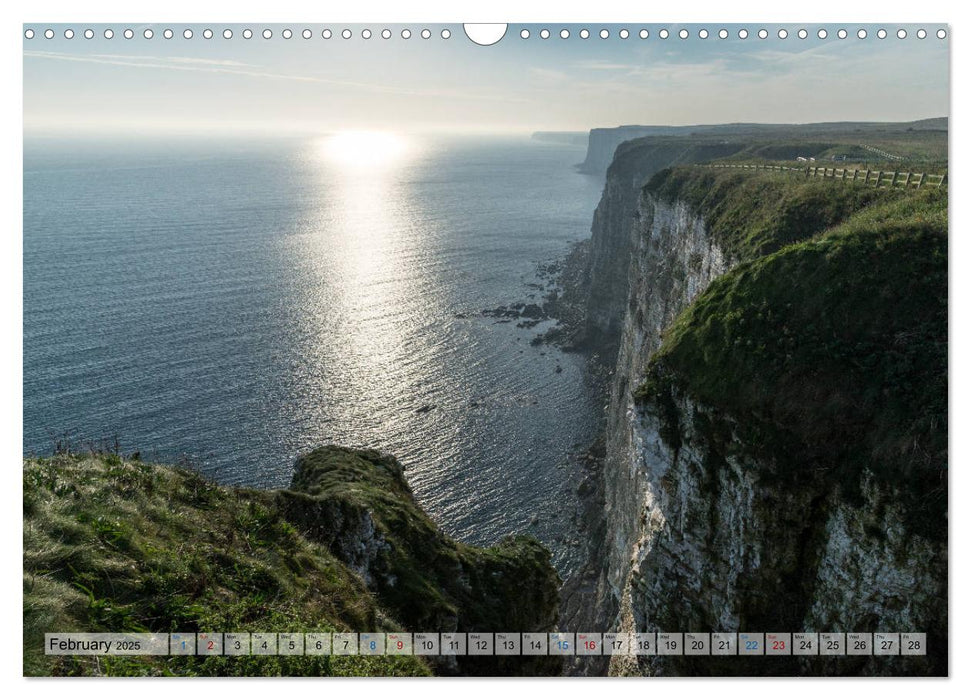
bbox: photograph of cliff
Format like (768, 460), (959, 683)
(22, 23), (948, 677)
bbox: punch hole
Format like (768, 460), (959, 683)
(163, 28), (173, 39)
(579, 29), (590, 39)
(718, 29), (728, 39)
(858, 29), (867, 39)
(778, 29), (788, 39)
(441, 28), (452, 39)
(463, 24), (506, 46)
(837, 29), (848, 39)
(341, 29), (352, 39)
(362, 29), (372, 39)
(182, 29), (191, 39)
(322, 29), (332, 39)
(144, 28), (154, 39)
(540, 29), (550, 39)
(758, 29), (768, 39)
(44, 28), (54, 39)
(639, 29), (649, 39)
(599, 29), (609, 39)
(64, 28), (75, 39)
(560, 29), (569, 39)
(521, 29), (529, 39)
(243, 29), (253, 39)
(698, 29), (708, 39)
(937, 29), (947, 39)
(659, 29), (669, 39)
(817, 29), (827, 39)
(897, 29), (907, 39)
(619, 29), (629, 39)
(283, 29), (293, 39)
(302, 29), (312, 39)
(222, 29), (232, 39)
(421, 29), (431, 39)
(798, 28), (808, 39)
(124, 28), (134, 39)
(738, 29), (748, 39)
(917, 29), (927, 39)
(202, 29), (213, 39)
(877, 29), (887, 39)
(401, 29), (411, 39)
(382, 29), (392, 39)
(24, 28), (34, 39)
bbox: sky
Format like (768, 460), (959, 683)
(23, 23), (950, 136)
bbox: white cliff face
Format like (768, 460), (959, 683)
(601, 195), (731, 614)
(806, 475), (946, 640)
(599, 193), (947, 676)
(579, 127), (660, 174)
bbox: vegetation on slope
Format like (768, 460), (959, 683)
(279, 447), (562, 675)
(636, 185), (947, 537)
(24, 447), (561, 676)
(644, 166), (916, 262)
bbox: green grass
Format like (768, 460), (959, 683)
(644, 166), (927, 262)
(635, 184), (947, 539)
(280, 447), (563, 676)
(24, 447), (561, 676)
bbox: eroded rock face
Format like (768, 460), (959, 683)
(583, 142), (747, 359)
(278, 446), (563, 676)
(277, 489), (392, 587)
(602, 196), (731, 612)
(608, 390), (946, 676)
(597, 193), (946, 676)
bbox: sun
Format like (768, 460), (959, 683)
(321, 131), (410, 169)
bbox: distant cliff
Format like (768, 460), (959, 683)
(576, 119), (950, 175)
(23, 447), (560, 676)
(578, 127), (687, 173)
(531, 131), (589, 147)
(583, 140), (752, 357)
(582, 164), (947, 676)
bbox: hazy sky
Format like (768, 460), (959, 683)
(23, 23), (949, 136)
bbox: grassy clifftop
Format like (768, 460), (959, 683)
(644, 166), (919, 262)
(636, 175), (947, 536)
(24, 447), (560, 676)
(281, 448), (560, 641)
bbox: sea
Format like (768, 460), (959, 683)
(23, 134), (605, 573)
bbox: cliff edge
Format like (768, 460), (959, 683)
(594, 166), (946, 676)
(23, 446), (560, 676)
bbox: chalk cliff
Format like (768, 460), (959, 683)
(578, 160), (947, 676)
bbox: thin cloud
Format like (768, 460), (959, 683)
(573, 60), (638, 71)
(529, 66), (568, 82)
(23, 50), (532, 103)
(83, 53), (259, 68)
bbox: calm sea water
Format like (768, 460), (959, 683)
(23, 134), (604, 571)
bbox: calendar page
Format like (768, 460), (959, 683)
(21, 15), (948, 680)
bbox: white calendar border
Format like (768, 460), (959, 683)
(5, 1), (964, 699)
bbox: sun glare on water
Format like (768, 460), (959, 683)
(321, 130), (410, 169)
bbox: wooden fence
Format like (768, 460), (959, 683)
(806, 166), (946, 189)
(702, 162), (947, 189)
(706, 163), (803, 173)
